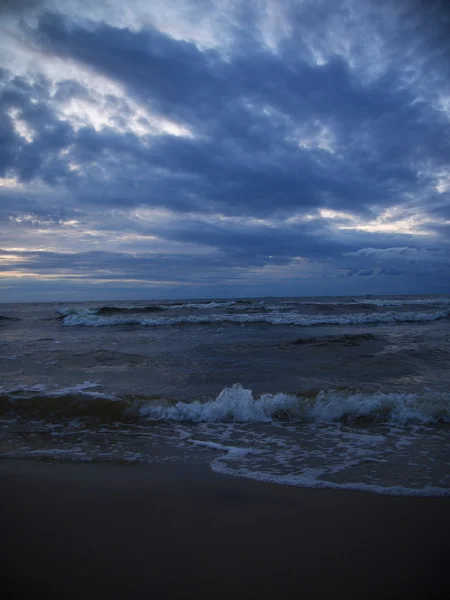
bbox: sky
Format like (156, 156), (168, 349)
(0, 0), (449, 302)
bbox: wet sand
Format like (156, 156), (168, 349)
(1, 460), (449, 599)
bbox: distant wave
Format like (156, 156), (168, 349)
(60, 308), (450, 327)
(352, 298), (450, 307)
(2, 383), (449, 426)
(57, 300), (240, 317)
(167, 300), (239, 309)
(56, 298), (450, 320)
(0, 315), (20, 322)
(57, 305), (164, 317)
(280, 298), (450, 309)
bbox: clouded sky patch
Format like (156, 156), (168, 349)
(0, 0), (449, 300)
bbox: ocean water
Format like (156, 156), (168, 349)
(1, 294), (450, 496)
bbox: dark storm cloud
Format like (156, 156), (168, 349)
(1, 0), (449, 298)
(0, 72), (75, 183)
(341, 245), (450, 279)
(5, 7), (442, 219)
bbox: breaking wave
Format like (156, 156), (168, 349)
(60, 308), (450, 327)
(2, 383), (449, 426)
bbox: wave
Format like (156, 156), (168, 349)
(56, 298), (450, 320)
(57, 305), (163, 317)
(2, 383), (449, 426)
(0, 315), (20, 322)
(168, 301), (238, 309)
(57, 300), (239, 318)
(282, 297), (450, 308)
(138, 385), (450, 425)
(60, 308), (450, 327)
(58, 307), (99, 317)
(352, 297), (450, 307)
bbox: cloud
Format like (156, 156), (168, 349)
(341, 245), (450, 280)
(0, 0), (44, 15)
(345, 247), (428, 259)
(0, 0), (449, 299)
(15, 10), (447, 215)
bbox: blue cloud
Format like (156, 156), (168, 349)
(0, 0), (449, 299)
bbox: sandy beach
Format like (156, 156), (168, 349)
(1, 460), (449, 599)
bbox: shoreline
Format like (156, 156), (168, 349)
(2, 459), (450, 599)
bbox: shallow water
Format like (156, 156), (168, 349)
(1, 294), (450, 495)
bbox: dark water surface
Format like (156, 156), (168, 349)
(1, 294), (450, 495)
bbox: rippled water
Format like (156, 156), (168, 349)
(1, 294), (450, 495)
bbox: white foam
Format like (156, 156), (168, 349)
(50, 383), (114, 400)
(211, 462), (450, 497)
(189, 439), (261, 456)
(0, 383), (48, 394)
(139, 385), (299, 423)
(61, 308), (450, 327)
(57, 306), (98, 316)
(3, 381), (449, 426)
(138, 384), (450, 425)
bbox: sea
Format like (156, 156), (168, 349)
(1, 294), (450, 496)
